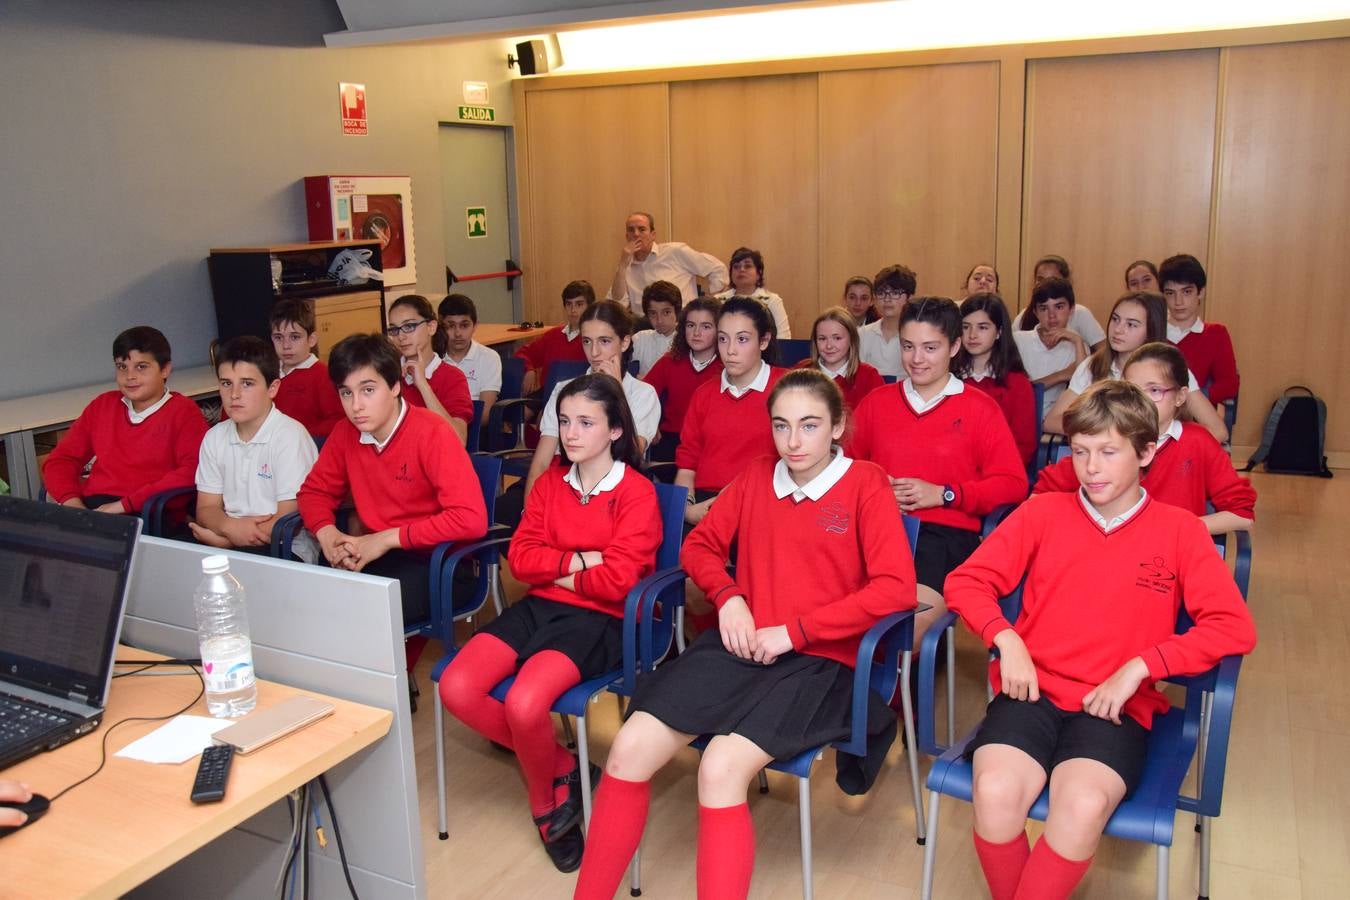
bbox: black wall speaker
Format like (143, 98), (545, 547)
(514, 39), (549, 76)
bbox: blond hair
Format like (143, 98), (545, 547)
(809, 306), (861, 379)
(1063, 380), (1159, 456)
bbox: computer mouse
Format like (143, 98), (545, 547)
(0, 793), (49, 837)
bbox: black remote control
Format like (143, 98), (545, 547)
(190, 743), (234, 804)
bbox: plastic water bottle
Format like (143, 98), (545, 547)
(194, 555), (257, 718)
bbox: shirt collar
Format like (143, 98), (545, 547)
(902, 374), (964, 414)
(818, 361), (848, 380)
(689, 352), (717, 372)
(563, 461), (627, 497)
(280, 353), (319, 377)
(562, 324), (580, 341)
(359, 399), (409, 452)
(720, 360), (770, 398)
(122, 390), (172, 424)
(772, 447), (853, 503)
(1166, 319), (1205, 343)
(1078, 487), (1149, 533)
(1157, 418), (1184, 448)
(227, 404), (281, 446)
(403, 354), (441, 385)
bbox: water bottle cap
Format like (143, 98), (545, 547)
(201, 555), (230, 575)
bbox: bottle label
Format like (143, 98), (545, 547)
(202, 649), (255, 694)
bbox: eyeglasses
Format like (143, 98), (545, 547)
(876, 288), (907, 299)
(1140, 385), (1178, 400)
(385, 320), (430, 336)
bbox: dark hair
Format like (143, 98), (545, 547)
(1123, 341), (1189, 390)
(1158, 253), (1207, 291)
(1033, 254), (1071, 282)
(768, 368), (847, 436)
(1020, 275), (1077, 330)
(580, 299), (637, 371)
(627, 211), (656, 232)
(1064, 380), (1159, 457)
(269, 297), (316, 334)
(1089, 292), (1167, 382)
(954, 293), (1025, 382)
(729, 247), (765, 287)
(670, 296), (721, 361)
(1124, 259), (1159, 288)
(328, 333), (402, 389)
(216, 335), (280, 385)
(389, 294), (447, 356)
(964, 263), (1000, 292)
(843, 275), (873, 295)
(438, 293), (477, 323)
(641, 280), (683, 317)
(874, 264), (918, 297)
(718, 295), (779, 366)
(900, 296), (961, 344)
(113, 326), (171, 366)
(561, 280), (597, 305)
(555, 373), (643, 470)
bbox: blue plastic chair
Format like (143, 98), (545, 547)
(1028, 383), (1046, 488)
(777, 339), (813, 367)
(626, 515), (926, 900)
(882, 374), (898, 384)
(484, 357), (527, 452)
(916, 567), (1248, 900)
(39, 483), (195, 538)
(429, 481), (689, 840)
(465, 399), (484, 453)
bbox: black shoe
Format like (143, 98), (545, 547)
(548, 759), (601, 841)
(534, 809), (584, 873)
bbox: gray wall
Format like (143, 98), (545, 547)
(0, 0), (516, 400)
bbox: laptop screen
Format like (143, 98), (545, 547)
(0, 497), (140, 707)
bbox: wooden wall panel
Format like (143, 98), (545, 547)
(669, 74), (819, 337)
(521, 83), (669, 322)
(819, 62), (999, 307)
(1211, 38), (1350, 449)
(1022, 50), (1219, 321)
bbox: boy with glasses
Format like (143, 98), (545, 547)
(859, 263), (918, 378)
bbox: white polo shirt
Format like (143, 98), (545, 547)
(631, 329), (675, 376)
(1070, 307), (1106, 346)
(715, 287), (792, 339)
(859, 321), (904, 378)
(1013, 330), (1078, 416)
(196, 406), (317, 516)
(445, 340), (503, 399)
(539, 371), (661, 444)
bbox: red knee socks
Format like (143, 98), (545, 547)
(1013, 838), (1092, 900)
(973, 830), (1030, 900)
(572, 775), (651, 899)
(697, 803), (755, 900)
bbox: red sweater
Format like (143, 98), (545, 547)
(1174, 323), (1239, 405)
(297, 404), (487, 550)
(945, 492), (1256, 729)
(508, 466), (661, 618)
(964, 371), (1037, 465)
(675, 367), (786, 491)
(792, 359), (886, 411)
(402, 361), (474, 425)
(274, 361), (344, 438)
(515, 326), (586, 377)
(43, 391), (207, 512)
(682, 456), (917, 668)
(847, 384), (1028, 532)
(1032, 423), (1256, 520)
(643, 354), (724, 434)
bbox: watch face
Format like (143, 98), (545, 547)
(943, 488), (956, 503)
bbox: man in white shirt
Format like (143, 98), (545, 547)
(438, 294), (503, 430)
(607, 211), (728, 314)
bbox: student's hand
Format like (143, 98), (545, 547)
(718, 596), (758, 660)
(402, 357), (429, 389)
(752, 625), (793, 665)
(893, 477), (944, 512)
(591, 354), (623, 381)
(342, 530), (400, 572)
(95, 499), (128, 515)
(1082, 657), (1150, 725)
(218, 515), (271, 548)
(521, 369), (540, 395)
(187, 522), (233, 549)
(568, 551), (605, 573)
(992, 629), (1039, 702)
(684, 497), (714, 525)
(0, 781), (32, 827)
(60, 496), (88, 510)
(316, 525), (354, 568)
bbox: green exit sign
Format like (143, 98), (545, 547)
(457, 105), (496, 123)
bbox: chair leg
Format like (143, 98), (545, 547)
(434, 696), (449, 839)
(798, 776), (814, 900)
(899, 650), (927, 843)
(920, 790), (941, 900)
(1155, 844), (1169, 900)
(945, 625), (957, 747)
(629, 842), (643, 897)
(1195, 691), (1212, 833)
(577, 711), (594, 833)
(675, 607), (687, 655)
(758, 770), (769, 795)
(489, 562), (505, 616)
(1198, 814), (1212, 900)
(560, 713), (576, 750)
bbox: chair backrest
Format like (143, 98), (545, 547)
(901, 513), (920, 556)
(500, 356), (525, 401)
(635, 482), (689, 673)
(469, 452), (503, 525)
(544, 360), (588, 399)
(652, 482), (689, 571)
(1050, 441), (1071, 464)
(777, 339), (813, 367)
(1031, 383), (1046, 442)
(466, 399), (484, 452)
(882, 374), (898, 385)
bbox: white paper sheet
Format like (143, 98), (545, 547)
(114, 715), (232, 764)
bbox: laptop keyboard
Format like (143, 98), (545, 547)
(0, 696), (71, 743)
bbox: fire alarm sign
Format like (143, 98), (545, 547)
(340, 83), (367, 136)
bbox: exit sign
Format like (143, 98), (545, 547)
(457, 105), (496, 123)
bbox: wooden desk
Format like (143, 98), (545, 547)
(0, 366), (219, 500)
(473, 322), (551, 347)
(0, 649), (391, 900)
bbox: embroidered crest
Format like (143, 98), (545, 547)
(1135, 556), (1177, 594)
(256, 463), (273, 480)
(394, 462), (414, 483)
(816, 501), (849, 535)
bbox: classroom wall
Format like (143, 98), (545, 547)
(0, 1), (515, 401)
(513, 26), (1350, 455)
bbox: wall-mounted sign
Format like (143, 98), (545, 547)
(457, 105), (495, 123)
(463, 81), (489, 105)
(340, 82), (367, 136)
(466, 207), (487, 239)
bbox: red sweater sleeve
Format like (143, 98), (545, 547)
(1004, 372), (1038, 465)
(1031, 456), (1078, 494)
(573, 479), (662, 603)
(297, 428), (352, 533)
(1200, 435), (1257, 520)
(508, 476), (573, 583)
(1205, 324), (1240, 405)
(42, 399), (101, 503)
(436, 364), (475, 424)
(674, 382), (710, 472)
(1138, 515), (1256, 680)
(123, 397), (207, 512)
(680, 469), (747, 608)
(401, 431), (488, 549)
(845, 389), (879, 461)
(515, 327), (560, 375)
(953, 401), (1028, 514)
(795, 468), (917, 648)
(944, 502), (1039, 645)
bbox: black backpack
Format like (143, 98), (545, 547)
(1243, 386), (1333, 478)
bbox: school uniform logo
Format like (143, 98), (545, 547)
(256, 463), (273, 480)
(950, 417), (963, 432)
(1180, 458), (1194, 475)
(817, 501), (850, 535)
(394, 462), (414, 483)
(1136, 556), (1177, 594)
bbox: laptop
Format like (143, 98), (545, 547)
(0, 496), (141, 771)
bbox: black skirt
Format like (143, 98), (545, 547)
(628, 630), (858, 761)
(479, 594), (624, 679)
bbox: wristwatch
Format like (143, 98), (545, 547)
(942, 485), (956, 507)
